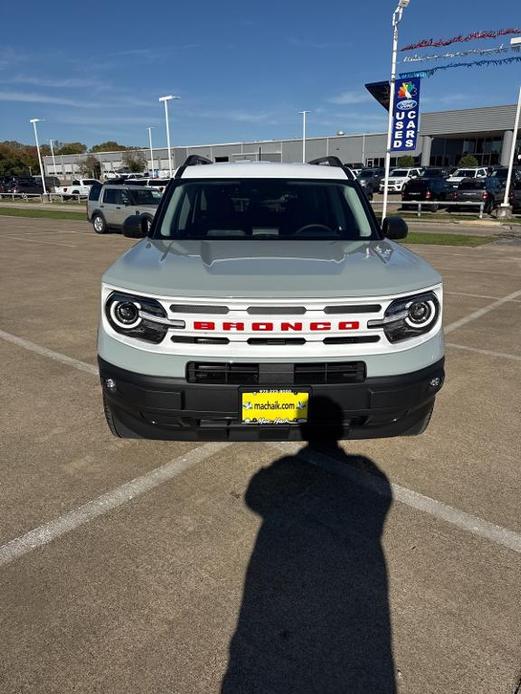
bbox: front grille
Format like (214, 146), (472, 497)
(324, 304), (381, 314)
(187, 362), (259, 385)
(323, 336), (380, 345)
(170, 304), (229, 314)
(247, 306), (307, 315)
(186, 361), (366, 385)
(247, 338), (306, 346)
(294, 362), (366, 385)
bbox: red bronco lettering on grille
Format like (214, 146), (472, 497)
(193, 320), (361, 331)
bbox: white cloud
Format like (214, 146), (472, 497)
(328, 90), (371, 105)
(0, 74), (109, 89)
(0, 89), (156, 109)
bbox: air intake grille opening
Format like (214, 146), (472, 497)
(187, 362), (259, 385)
(294, 362), (366, 385)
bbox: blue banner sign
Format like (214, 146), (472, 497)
(391, 77), (421, 152)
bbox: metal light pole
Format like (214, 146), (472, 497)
(30, 118), (47, 196)
(382, 0), (411, 220)
(299, 111), (310, 163)
(159, 95), (180, 178)
(147, 127), (155, 177)
(49, 139), (57, 178)
(498, 43), (521, 216)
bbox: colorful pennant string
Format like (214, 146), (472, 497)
(402, 43), (513, 63)
(400, 55), (521, 79)
(401, 28), (521, 52)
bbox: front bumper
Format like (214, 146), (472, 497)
(98, 357), (445, 441)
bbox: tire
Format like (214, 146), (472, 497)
(485, 198), (494, 214)
(404, 403), (434, 436)
(431, 203), (439, 213)
(92, 213), (107, 234)
(102, 391), (142, 439)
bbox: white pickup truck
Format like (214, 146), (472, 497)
(55, 178), (100, 199)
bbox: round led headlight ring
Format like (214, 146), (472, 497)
(405, 299), (435, 327)
(110, 300), (141, 328)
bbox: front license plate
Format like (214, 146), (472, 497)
(241, 390), (309, 424)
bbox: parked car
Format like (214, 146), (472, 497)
(446, 167), (488, 189)
(418, 168), (451, 179)
(55, 178), (100, 199)
(87, 183), (162, 234)
(2, 176), (44, 197)
(449, 177), (503, 213)
(509, 179), (521, 213)
(357, 168), (384, 199)
(402, 176), (452, 211)
(124, 178), (170, 194)
(97, 155), (444, 441)
(379, 167), (422, 193)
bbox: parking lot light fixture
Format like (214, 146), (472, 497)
(30, 118), (47, 196)
(147, 127), (155, 177)
(159, 95), (180, 178)
(299, 111), (310, 163)
(382, 0), (411, 220)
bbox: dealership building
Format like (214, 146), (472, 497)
(43, 103), (521, 177)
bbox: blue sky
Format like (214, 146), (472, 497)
(1, 0), (520, 148)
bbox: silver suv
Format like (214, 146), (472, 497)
(87, 183), (162, 234)
(98, 156), (444, 441)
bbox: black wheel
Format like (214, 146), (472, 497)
(404, 404), (434, 436)
(92, 213), (107, 234)
(431, 202), (439, 213)
(102, 391), (142, 438)
(484, 198), (494, 214)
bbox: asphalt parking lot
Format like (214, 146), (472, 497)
(1, 216), (520, 694)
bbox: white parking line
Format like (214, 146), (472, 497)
(0, 235), (77, 248)
(0, 443), (230, 568)
(0, 329), (97, 375)
(273, 444), (521, 556)
(445, 291), (521, 302)
(446, 343), (521, 362)
(445, 288), (521, 334)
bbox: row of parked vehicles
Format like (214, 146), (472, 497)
(0, 174), (170, 200)
(356, 165), (521, 213)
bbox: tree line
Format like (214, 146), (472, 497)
(0, 140), (147, 178)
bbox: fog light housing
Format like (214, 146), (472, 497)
(105, 378), (117, 391)
(429, 377), (441, 388)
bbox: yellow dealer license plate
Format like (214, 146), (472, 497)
(241, 390), (309, 424)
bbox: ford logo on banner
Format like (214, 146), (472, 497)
(391, 77), (421, 152)
(396, 99), (417, 110)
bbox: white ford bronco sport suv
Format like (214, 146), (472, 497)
(98, 155), (444, 440)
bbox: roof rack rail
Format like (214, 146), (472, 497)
(308, 156), (356, 180)
(175, 154), (213, 179)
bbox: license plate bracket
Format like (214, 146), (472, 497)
(241, 389), (309, 425)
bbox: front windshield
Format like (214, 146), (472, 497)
(389, 169), (408, 177)
(454, 169), (475, 178)
(130, 189), (162, 205)
(156, 179), (375, 240)
(358, 170), (375, 179)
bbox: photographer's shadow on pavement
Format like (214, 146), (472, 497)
(221, 397), (396, 694)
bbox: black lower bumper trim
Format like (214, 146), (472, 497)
(98, 357), (444, 441)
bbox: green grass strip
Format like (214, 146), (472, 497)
(0, 206), (86, 221)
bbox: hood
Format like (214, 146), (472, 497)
(103, 239), (441, 299)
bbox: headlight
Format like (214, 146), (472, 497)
(368, 291), (440, 343)
(105, 291), (168, 343)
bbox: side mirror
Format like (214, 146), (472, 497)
(123, 214), (147, 238)
(382, 215), (408, 240)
